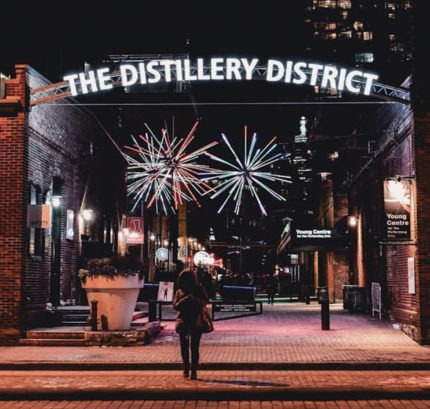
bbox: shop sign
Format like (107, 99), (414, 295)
(213, 303), (257, 313)
(126, 216), (144, 244)
(27, 204), (51, 228)
(294, 228), (333, 239)
(383, 179), (411, 240)
(63, 57), (378, 98)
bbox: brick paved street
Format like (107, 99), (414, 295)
(1, 302), (429, 368)
(0, 400), (429, 408)
(0, 301), (429, 403)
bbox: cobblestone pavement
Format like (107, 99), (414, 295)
(1, 400), (430, 408)
(0, 302), (430, 401)
(0, 369), (430, 400)
(1, 303), (429, 368)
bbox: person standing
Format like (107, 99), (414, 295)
(173, 268), (210, 380)
(266, 274), (277, 305)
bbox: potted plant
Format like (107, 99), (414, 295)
(79, 254), (144, 331)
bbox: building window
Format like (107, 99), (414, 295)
(339, 30), (352, 39)
(353, 21), (363, 30)
(363, 31), (373, 41)
(355, 52), (374, 63)
(28, 183), (45, 258)
(314, 0), (337, 9)
(324, 22), (337, 31)
(314, 0), (351, 9)
(338, 0), (351, 9)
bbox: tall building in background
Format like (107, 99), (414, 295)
(283, 116), (315, 226)
(304, 0), (413, 86)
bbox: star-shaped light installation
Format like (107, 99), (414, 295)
(123, 121), (218, 214)
(201, 125), (291, 216)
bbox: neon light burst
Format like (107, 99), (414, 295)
(201, 125), (291, 216)
(123, 121), (218, 214)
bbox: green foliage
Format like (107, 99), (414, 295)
(78, 255), (144, 284)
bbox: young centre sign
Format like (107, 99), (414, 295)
(63, 57), (379, 98)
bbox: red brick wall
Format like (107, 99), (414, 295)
(414, 112), (430, 343)
(0, 66), (27, 344)
(382, 112), (419, 341)
(347, 102), (422, 340)
(0, 65), (108, 343)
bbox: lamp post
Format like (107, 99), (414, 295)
(148, 232), (156, 281)
(347, 215), (358, 284)
(50, 195), (62, 306)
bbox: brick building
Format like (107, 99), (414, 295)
(0, 65), (125, 345)
(1, 21), (430, 345)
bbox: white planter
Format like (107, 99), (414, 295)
(81, 275), (144, 331)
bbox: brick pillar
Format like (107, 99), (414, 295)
(0, 65), (28, 344)
(414, 112), (430, 344)
(411, 2), (430, 344)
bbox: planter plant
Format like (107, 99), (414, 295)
(79, 254), (144, 331)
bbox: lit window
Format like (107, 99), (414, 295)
(338, 0), (351, 9)
(355, 52), (374, 63)
(324, 22), (337, 31)
(340, 30), (352, 39)
(363, 32), (373, 41)
(315, 0), (337, 9)
(353, 21), (363, 30)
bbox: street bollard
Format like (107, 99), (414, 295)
(317, 287), (330, 330)
(321, 299), (330, 330)
(148, 300), (157, 322)
(90, 300), (98, 331)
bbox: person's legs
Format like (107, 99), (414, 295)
(190, 332), (202, 379)
(179, 333), (190, 377)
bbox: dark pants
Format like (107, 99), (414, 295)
(179, 332), (202, 371)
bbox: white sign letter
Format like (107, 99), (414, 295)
(266, 59), (284, 82)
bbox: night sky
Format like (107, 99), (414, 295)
(1, 1), (315, 139)
(1, 0), (408, 246)
(1, 1), (305, 82)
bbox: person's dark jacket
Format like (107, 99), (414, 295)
(173, 284), (209, 334)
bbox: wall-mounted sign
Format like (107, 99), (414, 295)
(125, 216), (144, 244)
(407, 257), (415, 294)
(383, 179), (411, 240)
(27, 204), (51, 228)
(294, 229), (333, 239)
(66, 209), (74, 240)
(157, 281), (174, 302)
(63, 57), (378, 98)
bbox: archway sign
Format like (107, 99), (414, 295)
(30, 56), (410, 106)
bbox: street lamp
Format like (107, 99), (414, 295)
(81, 209), (94, 237)
(347, 215), (357, 228)
(50, 194), (62, 306)
(347, 215), (358, 284)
